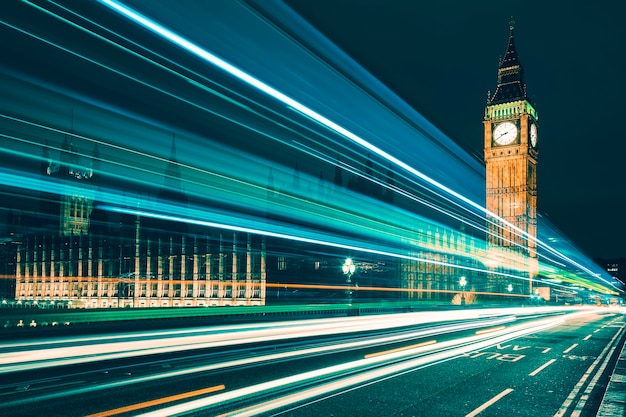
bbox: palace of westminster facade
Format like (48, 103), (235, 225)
(4, 25), (538, 308)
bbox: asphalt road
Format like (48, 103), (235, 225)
(0, 307), (623, 417)
(273, 310), (625, 417)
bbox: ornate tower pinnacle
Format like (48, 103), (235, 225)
(489, 19), (526, 105)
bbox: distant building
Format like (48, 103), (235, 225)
(400, 224), (482, 301)
(10, 135), (266, 308)
(594, 258), (626, 286)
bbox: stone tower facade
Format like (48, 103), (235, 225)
(484, 22), (539, 294)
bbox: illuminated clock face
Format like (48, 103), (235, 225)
(493, 121), (518, 146)
(530, 123), (538, 147)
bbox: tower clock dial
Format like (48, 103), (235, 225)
(493, 121), (518, 146)
(530, 123), (538, 147)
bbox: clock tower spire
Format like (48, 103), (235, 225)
(484, 20), (538, 296)
(489, 19), (527, 105)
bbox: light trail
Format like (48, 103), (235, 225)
(136, 312), (580, 417)
(364, 339), (438, 359)
(0, 107), (540, 290)
(0, 313), (520, 408)
(94, 0), (607, 291)
(21, 0), (404, 194)
(97, 0), (518, 242)
(85, 384), (225, 417)
(1, 3), (507, 291)
(95, 0), (621, 293)
(0, 111), (496, 283)
(0, 308), (543, 373)
(0, 0), (620, 304)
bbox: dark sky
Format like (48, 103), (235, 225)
(284, 0), (626, 259)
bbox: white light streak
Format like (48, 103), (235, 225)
(137, 314), (568, 417)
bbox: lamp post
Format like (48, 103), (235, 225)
(459, 276), (467, 305)
(342, 258), (356, 303)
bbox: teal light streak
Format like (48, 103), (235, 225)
(106, 205), (521, 282)
(25, 0), (533, 262)
(1, 1), (617, 293)
(99, 0), (613, 290)
(98, 0), (490, 215)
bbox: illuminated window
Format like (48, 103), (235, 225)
(278, 256), (286, 271)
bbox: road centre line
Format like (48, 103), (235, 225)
(85, 384), (225, 417)
(563, 343), (578, 354)
(529, 359), (556, 376)
(583, 335), (592, 341)
(465, 388), (514, 417)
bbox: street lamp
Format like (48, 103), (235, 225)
(459, 276), (467, 305)
(342, 258), (356, 303)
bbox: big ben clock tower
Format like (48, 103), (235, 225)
(484, 21), (538, 294)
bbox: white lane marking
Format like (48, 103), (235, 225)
(571, 334), (623, 416)
(465, 388), (514, 417)
(554, 325), (625, 417)
(563, 344), (578, 354)
(542, 347), (552, 353)
(583, 335), (592, 341)
(529, 359), (557, 376)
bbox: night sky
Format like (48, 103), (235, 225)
(284, 0), (626, 259)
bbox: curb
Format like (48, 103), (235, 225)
(597, 326), (626, 416)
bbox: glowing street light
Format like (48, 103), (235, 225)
(342, 258), (356, 279)
(342, 258), (356, 303)
(459, 276), (467, 305)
